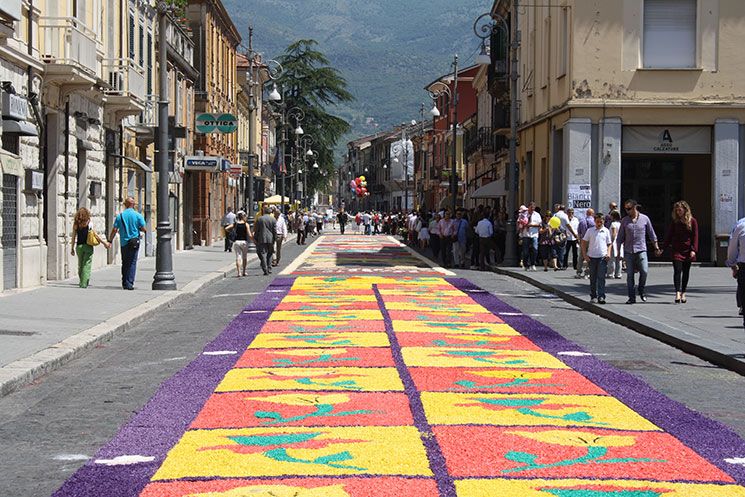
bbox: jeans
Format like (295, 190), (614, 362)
(589, 257), (608, 299)
(364, 224), (371, 235)
(441, 237), (453, 267)
(76, 244), (93, 288)
(564, 240), (578, 269)
(121, 242), (139, 289)
(297, 227), (306, 245)
(430, 234), (440, 259)
(625, 251), (649, 300)
(607, 254), (623, 278)
(553, 243), (566, 268)
(479, 237), (493, 270)
(274, 235), (284, 265)
(257, 242), (274, 273)
(339, 223), (346, 234)
(453, 241), (467, 267)
(521, 237), (537, 267)
(672, 260), (692, 293)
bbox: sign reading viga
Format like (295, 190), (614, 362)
(196, 113), (238, 134)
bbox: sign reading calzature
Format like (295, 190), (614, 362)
(195, 113), (238, 134)
(622, 126), (711, 154)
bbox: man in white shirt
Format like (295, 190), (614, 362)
(582, 213), (612, 304)
(273, 209), (287, 267)
(475, 213), (494, 271)
(521, 202), (542, 271)
(727, 217), (745, 327)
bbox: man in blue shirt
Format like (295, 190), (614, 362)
(108, 197), (147, 290)
(727, 217), (745, 327)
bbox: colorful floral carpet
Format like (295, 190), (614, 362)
(54, 236), (745, 496)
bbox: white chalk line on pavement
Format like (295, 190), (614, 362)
(279, 234), (325, 275)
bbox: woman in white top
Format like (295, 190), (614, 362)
(418, 215), (430, 249)
(607, 210), (623, 278)
(564, 208), (581, 270)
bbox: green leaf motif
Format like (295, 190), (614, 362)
(504, 451), (538, 465)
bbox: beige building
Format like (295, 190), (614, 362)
(496, 0), (745, 261)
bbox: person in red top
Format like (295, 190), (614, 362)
(661, 200), (699, 304)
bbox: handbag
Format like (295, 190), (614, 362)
(553, 230), (567, 246)
(86, 228), (100, 247)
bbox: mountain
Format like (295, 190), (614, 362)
(223, 0), (491, 149)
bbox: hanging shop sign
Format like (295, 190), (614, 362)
(195, 113), (238, 134)
(622, 126), (711, 155)
(184, 155), (221, 171)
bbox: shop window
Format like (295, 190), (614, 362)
(643, 0), (697, 68)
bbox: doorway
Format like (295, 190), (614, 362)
(2, 174), (18, 290)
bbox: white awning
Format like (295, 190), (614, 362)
(2, 119), (38, 137)
(471, 180), (506, 199)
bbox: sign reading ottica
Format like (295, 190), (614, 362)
(622, 126), (711, 155)
(195, 113), (238, 134)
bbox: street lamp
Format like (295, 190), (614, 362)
(300, 134), (315, 208)
(288, 107), (305, 206)
(428, 57), (459, 216)
(473, 9), (519, 266)
(152, 1), (177, 290)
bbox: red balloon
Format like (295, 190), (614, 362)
(355, 177), (362, 185)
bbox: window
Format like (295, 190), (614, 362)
(147, 31), (153, 94)
(643, 0), (697, 68)
(128, 13), (135, 60)
(139, 23), (145, 67)
(1, 133), (19, 155)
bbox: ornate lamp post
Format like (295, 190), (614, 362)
(473, 8), (519, 266)
(287, 107), (305, 209)
(244, 27), (282, 217)
(300, 134), (315, 208)
(428, 56), (459, 216)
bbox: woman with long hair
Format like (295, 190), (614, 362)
(71, 207), (110, 288)
(226, 211), (253, 277)
(661, 201), (699, 303)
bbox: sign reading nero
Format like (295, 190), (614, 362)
(622, 126), (711, 155)
(195, 113), (238, 134)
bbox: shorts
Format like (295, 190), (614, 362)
(233, 240), (249, 261)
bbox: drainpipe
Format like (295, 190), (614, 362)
(63, 99), (70, 278)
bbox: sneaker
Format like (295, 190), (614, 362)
(639, 294), (647, 302)
(530, 265), (537, 272)
(598, 298), (606, 304)
(625, 298), (635, 304)
(590, 298), (597, 304)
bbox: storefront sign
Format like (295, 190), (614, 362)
(195, 113), (238, 134)
(623, 126), (711, 155)
(568, 184), (592, 218)
(2, 92), (28, 120)
(184, 156), (220, 171)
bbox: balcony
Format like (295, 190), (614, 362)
(132, 94), (158, 146)
(40, 17), (99, 86)
(466, 127), (507, 157)
(105, 59), (146, 101)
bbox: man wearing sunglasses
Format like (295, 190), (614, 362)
(616, 199), (661, 304)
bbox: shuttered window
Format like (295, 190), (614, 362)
(139, 23), (145, 67)
(147, 32), (153, 95)
(128, 14), (135, 60)
(643, 0), (697, 68)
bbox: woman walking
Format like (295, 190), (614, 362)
(607, 210), (623, 279)
(661, 201), (699, 303)
(226, 211), (253, 277)
(538, 213), (558, 271)
(70, 207), (110, 288)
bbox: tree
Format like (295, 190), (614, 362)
(274, 39), (354, 203)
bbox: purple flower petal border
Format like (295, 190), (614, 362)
(51, 277), (296, 497)
(448, 277), (745, 485)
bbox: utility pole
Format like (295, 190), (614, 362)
(152, 2), (177, 290)
(502, 0), (520, 266)
(451, 54), (459, 216)
(246, 26), (255, 218)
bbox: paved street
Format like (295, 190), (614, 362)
(3, 234), (745, 497)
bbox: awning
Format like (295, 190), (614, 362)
(0, 150), (23, 176)
(264, 194), (291, 204)
(471, 180), (506, 199)
(112, 154), (153, 173)
(2, 119), (38, 137)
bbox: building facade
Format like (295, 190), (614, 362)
(497, 0), (745, 262)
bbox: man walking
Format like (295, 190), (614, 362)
(222, 207), (236, 252)
(108, 197), (146, 290)
(475, 212), (494, 271)
(582, 213), (612, 304)
(453, 210), (468, 269)
(617, 199), (661, 304)
(727, 217), (745, 329)
(273, 208), (287, 267)
(254, 206), (277, 275)
(337, 209), (348, 234)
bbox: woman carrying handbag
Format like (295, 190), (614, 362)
(71, 207), (111, 288)
(661, 201), (699, 304)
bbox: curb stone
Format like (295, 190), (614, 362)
(0, 262), (236, 398)
(492, 266), (745, 376)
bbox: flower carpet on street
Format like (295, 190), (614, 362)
(53, 236), (745, 496)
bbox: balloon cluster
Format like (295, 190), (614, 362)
(349, 176), (369, 198)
